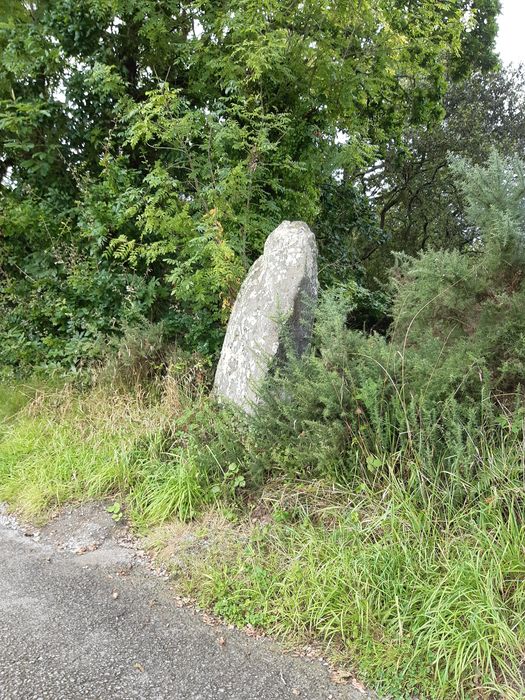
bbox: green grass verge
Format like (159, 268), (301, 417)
(1, 381), (525, 698)
(0, 382), (221, 525)
(0, 393), (134, 517)
(182, 484), (525, 699)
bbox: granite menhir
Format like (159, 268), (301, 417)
(213, 221), (318, 412)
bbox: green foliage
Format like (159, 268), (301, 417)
(0, 251), (156, 373)
(314, 179), (387, 288)
(364, 66), (525, 277)
(107, 501), (124, 523)
(0, 0), (500, 369)
(2, 151), (525, 700)
(392, 151), (525, 397)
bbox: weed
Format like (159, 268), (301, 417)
(107, 501), (124, 522)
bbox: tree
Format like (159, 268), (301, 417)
(360, 66), (525, 281)
(0, 0), (501, 370)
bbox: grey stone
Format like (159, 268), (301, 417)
(213, 220), (318, 412)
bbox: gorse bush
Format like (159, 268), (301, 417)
(392, 151), (525, 399)
(247, 291), (498, 505)
(239, 153), (525, 506)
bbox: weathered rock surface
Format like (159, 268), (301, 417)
(213, 220), (318, 412)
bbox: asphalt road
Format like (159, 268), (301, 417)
(0, 510), (371, 700)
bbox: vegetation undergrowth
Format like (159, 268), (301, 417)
(2, 154), (525, 698)
(0, 352), (226, 524)
(0, 1), (520, 696)
(0, 380), (52, 423)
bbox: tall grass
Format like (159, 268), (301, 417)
(0, 379), (55, 425)
(185, 474), (525, 699)
(0, 386), (144, 517)
(0, 360), (220, 523)
(0, 358), (246, 526)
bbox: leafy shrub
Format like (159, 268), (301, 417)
(0, 243), (157, 374)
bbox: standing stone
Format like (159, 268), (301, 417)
(213, 221), (318, 412)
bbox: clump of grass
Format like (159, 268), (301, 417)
(0, 379), (59, 426)
(127, 445), (211, 528)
